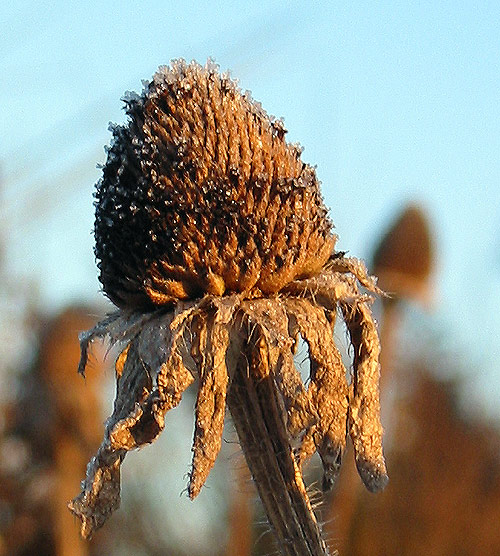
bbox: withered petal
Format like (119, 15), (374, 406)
(70, 305), (197, 537)
(241, 298), (316, 436)
(189, 298), (237, 498)
(68, 446), (124, 539)
(341, 299), (388, 492)
(284, 298), (348, 491)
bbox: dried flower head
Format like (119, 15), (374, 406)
(70, 60), (387, 555)
(372, 203), (434, 304)
(95, 60), (334, 308)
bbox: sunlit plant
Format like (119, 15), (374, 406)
(69, 60), (387, 556)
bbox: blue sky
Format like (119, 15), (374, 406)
(2, 1), (500, 414)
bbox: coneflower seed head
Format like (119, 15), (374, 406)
(95, 60), (335, 308)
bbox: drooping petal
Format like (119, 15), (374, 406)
(341, 299), (388, 493)
(283, 268), (359, 312)
(188, 298), (237, 498)
(242, 298), (315, 436)
(77, 309), (162, 376)
(69, 306), (196, 538)
(328, 256), (382, 294)
(285, 298), (349, 491)
(283, 256), (383, 313)
(67, 444), (125, 539)
(77, 311), (120, 376)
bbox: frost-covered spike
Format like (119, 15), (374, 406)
(341, 299), (388, 493)
(77, 310), (121, 376)
(285, 298), (349, 491)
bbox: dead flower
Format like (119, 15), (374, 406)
(69, 60), (388, 556)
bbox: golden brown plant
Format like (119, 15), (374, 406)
(0, 307), (103, 556)
(69, 60), (387, 556)
(326, 204), (435, 553)
(372, 203), (435, 388)
(372, 204), (434, 305)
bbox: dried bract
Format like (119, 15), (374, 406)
(71, 60), (387, 556)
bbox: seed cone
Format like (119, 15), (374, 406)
(372, 204), (434, 303)
(95, 60), (335, 308)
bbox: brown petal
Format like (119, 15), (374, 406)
(188, 303), (233, 498)
(341, 300), (388, 493)
(285, 298), (349, 491)
(242, 298), (315, 436)
(70, 307), (196, 538)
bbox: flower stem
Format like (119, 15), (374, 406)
(227, 344), (331, 556)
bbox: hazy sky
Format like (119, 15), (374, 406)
(2, 1), (500, 414)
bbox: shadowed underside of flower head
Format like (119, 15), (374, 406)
(70, 60), (388, 556)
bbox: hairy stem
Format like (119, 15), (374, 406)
(226, 460), (253, 556)
(227, 343), (330, 556)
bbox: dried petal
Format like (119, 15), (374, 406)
(68, 445), (124, 539)
(70, 307), (195, 537)
(341, 300), (388, 492)
(188, 299), (236, 498)
(284, 266), (359, 312)
(242, 298), (316, 436)
(328, 256), (382, 295)
(77, 309), (160, 376)
(285, 298), (349, 491)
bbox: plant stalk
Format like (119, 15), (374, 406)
(227, 343), (330, 556)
